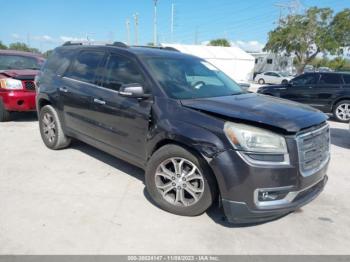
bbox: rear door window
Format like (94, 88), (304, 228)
(100, 54), (145, 91)
(292, 74), (319, 85)
(65, 51), (105, 84)
(342, 74), (350, 84)
(319, 74), (343, 85)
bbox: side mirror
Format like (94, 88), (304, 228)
(119, 83), (149, 98)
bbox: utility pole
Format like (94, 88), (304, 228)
(194, 27), (198, 45)
(133, 13), (139, 45)
(171, 3), (175, 43)
(274, 0), (302, 25)
(126, 18), (131, 45)
(153, 0), (158, 46)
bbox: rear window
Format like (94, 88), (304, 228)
(319, 74), (342, 85)
(65, 51), (104, 84)
(343, 74), (350, 84)
(0, 54), (42, 70)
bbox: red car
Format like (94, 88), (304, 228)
(0, 50), (44, 121)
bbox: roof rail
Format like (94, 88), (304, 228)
(109, 42), (128, 48)
(62, 41), (128, 48)
(132, 45), (179, 52)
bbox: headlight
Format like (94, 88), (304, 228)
(0, 78), (24, 90)
(224, 122), (287, 154)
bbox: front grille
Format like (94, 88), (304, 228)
(296, 123), (330, 177)
(24, 81), (35, 91)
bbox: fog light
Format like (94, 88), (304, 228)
(258, 190), (289, 202)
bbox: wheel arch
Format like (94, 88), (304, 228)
(332, 97), (350, 110)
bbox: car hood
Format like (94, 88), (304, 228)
(0, 69), (38, 80)
(180, 93), (327, 133)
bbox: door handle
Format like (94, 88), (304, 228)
(59, 87), (68, 93)
(93, 98), (106, 105)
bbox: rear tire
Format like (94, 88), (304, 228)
(39, 105), (71, 149)
(145, 144), (217, 217)
(0, 100), (11, 122)
(258, 78), (265, 84)
(333, 100), (350, 122)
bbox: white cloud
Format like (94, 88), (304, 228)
(59, 36), (88, 42)
(231, 40), (265, 53)
(32, 35), (55, 43)
(11, 33), (21, 39)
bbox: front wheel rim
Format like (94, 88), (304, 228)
(42, 113), (56, 143)
(335, 103), (350, 121)
(155, 157), (205, 207)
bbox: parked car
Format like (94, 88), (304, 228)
(257, 72), (350, 122)
(36, 42), (330, 224)
(254, 71), (293, 85)
(0, 50), (44, 121)
(318, 67), (332, 72)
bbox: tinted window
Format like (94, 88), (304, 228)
(319, 74), (342, 85)
(65, 51), (104, 84)
(292, 74), (318, 85)
(0, 54), (42, 70)
(101, 55), (145, 91)
(267, 59), (273, 64)
(343, 74), (350, 84)
(43, 49), (72, 75)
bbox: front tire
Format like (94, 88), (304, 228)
(145, 145), (217, 217)
(39, 105), (71, 149)
(333, 100), (350, 122)
(258, 78), (265, 84)
(0, 100), (11, 122)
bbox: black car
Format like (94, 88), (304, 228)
(257, 72), (350, 122)
(36, 42), (330, 224)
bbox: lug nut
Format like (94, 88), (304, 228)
(172, 177), (175, 180)
(177, 186), (181, 190)
(182, 177), (186, 181)
(172, 182), (176, 186)
(177, 174), (181, 178)
(183, 184), (187, 188)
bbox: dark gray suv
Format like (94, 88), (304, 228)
(36, 42), (330, 224)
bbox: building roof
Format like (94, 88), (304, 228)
(160, 43), (255, 61)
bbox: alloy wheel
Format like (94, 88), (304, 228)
(42, 113), (56, 143)
(155, 157), (205, 207)
(335, 103), (350, 121)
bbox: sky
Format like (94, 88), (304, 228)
(0, 0), (349, 52)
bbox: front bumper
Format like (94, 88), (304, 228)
(209, 148), (329, 224)
(0, 90), (36, 111)
(222, 176), (327, 224)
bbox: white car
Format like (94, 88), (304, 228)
(255, 71), (293, 85)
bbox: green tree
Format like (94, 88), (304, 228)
(0, 41), (7, 50)
(328, 57), (347, 70)
(264, 7), (350, 74)
(43, 49), (53, 58)
(8, 42), (41, 54)
(208, 38), (231, 47)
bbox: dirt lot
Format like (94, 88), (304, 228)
(0, 112), (349, 255)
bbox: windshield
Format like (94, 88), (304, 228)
(0, 55), (42, 70)
(144, 57), (244, 99)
